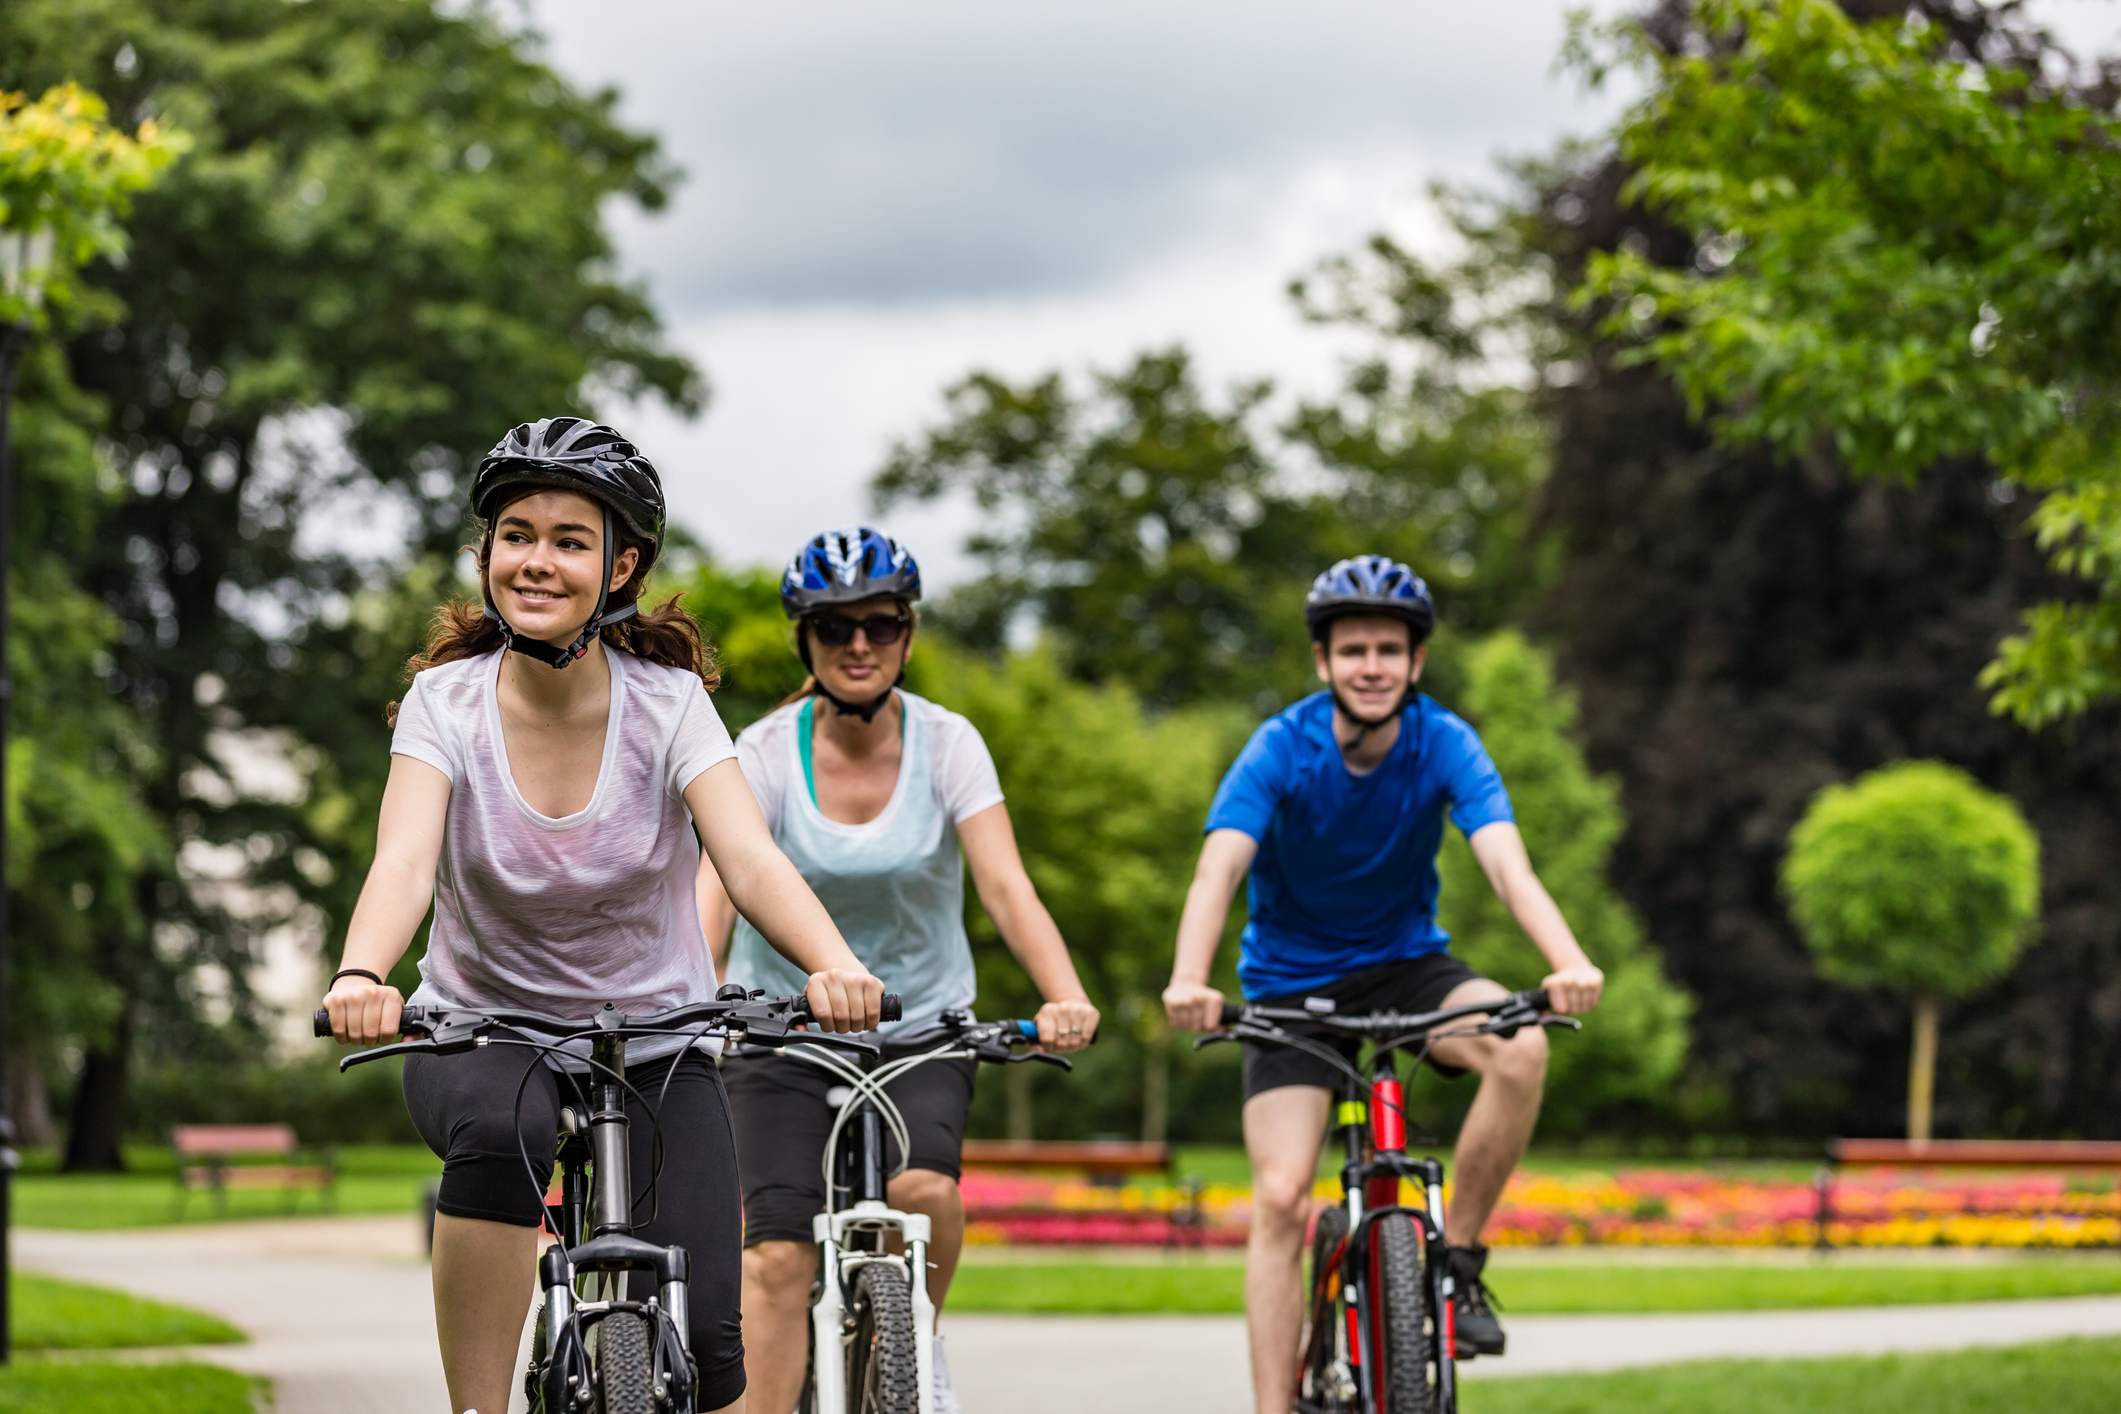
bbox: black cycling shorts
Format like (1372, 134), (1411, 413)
(722, 1045), (977, 1246)
(403, 1040), (746, 1410)
(1241, 953), (1488, 1102)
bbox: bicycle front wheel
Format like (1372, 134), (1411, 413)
(846, 1262), (921, 1414)
(594, 1310), (656, 1414)
(1371, 1213), (1433, 1414)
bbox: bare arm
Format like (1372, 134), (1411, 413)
(323, 755), (452, 1044)
(685, 758), (882, 1032)
(697, 848), (738, 978)
(957, 803), (1099, 1052)
(1162, 828), (1259, 1032)
(1466, 820), (1603, 1015)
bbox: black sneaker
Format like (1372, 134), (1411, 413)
(1446, 1244), (1505, 1357)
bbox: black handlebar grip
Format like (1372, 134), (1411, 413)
(1526, 988), (1552, 1012)
(1219, 1001), (1244, 1027)
(880, 993), (903, 1024)
(314, 1003), (430, 1038)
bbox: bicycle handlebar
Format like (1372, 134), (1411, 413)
(313, 992), (904, 1040)
(1216, 987), (1554, 1035)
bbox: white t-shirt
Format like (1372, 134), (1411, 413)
(390, 648), (736, 1060)
(724, 690), (1003, 1032)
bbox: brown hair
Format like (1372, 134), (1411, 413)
(776, 600), (917, 711)
(387, 517), (720, 726)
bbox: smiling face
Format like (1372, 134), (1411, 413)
(486, 488), (639, 644)
(805, 594), (913, 704)
(1313, 613), (1425, 722)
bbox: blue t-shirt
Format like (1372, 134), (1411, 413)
(1205, 691), (1514, 999)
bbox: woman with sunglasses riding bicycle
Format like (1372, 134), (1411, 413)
(700, 526), (1100, 1414)
(319, 420), (884, 1414)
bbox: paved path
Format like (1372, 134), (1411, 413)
(21, 1218), (2121, 1413)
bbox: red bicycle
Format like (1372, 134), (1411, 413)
(1207, 988), (1575, 1414)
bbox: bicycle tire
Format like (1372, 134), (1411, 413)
(594, 1310), (656, 1414)
(846, 1262), (920, 1414)
(1371, 1212), (1433, 1414)
(1304, 1205), (1354, 1412)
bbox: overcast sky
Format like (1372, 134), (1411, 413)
(523, 0), (2121, 587)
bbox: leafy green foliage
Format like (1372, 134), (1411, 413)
(1784, 760), (2040, 997)
(0, 82), (184, 327)
(1, 0), (699, 1163)
(1573, 0), (2121, 723)
(1434, 632), (1693, 1133)
(877, 350), (1322, 709)
(908, 641), (1249, 1018)
(667, 553), (805, 733)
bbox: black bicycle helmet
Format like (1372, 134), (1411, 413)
(471, 416), (667, 669)
(1303, 554), (1435, 644)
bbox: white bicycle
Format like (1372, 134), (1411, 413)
(789, 1010), (1081, 1414)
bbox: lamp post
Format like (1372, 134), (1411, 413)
(0, 223), (52, 1366)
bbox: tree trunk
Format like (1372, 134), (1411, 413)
(63, 1000), (135, 1172)
(6, 1048), (55, 1149)
(1907, 989), (1938, 1148)
(1140, 1027), (1170, 1144)
(1006, 1060), (1034, 1142)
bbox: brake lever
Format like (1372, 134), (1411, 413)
(750, 1021), (881, 1056)
(1010, 1051), (1075, 1071)
(337, 1018), (488, 1071)
(1542, 1015), (1584, 1031)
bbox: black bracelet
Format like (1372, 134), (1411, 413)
(331, 968), (384, 988)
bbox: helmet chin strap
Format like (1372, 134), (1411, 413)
(483, 508), (639, 670)
(1331, 686), (1409, 747)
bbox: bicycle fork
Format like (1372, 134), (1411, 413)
(809, 1096), (935, 1414)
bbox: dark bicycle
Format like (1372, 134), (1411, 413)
(785, 1009), (1084, 1414)
(1204, 988), (1576, 1414)
(314, 985), (901, 1414)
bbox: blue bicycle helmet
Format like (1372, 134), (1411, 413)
(1303, 555), (1435, 643)
(780, 526), (922, 618)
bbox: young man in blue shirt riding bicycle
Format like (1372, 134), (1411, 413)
(1162, 555), (1604, 1414)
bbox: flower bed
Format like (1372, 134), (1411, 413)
(959, 1167), (2121, 1248)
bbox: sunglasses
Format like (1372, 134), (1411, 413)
(808, 610), (909, 648)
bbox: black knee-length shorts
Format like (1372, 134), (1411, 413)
(722, 1045), (977, 1246)
(403, 1040), (747, 1410)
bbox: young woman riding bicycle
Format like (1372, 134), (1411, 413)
(698, 526), (1100, 1414)
(320, 419), (884, 1414)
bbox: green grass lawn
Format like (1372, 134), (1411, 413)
(11, 1273), (245, 1350)
(946, 1256), (2121, 1314)
(13, 1143), (440, 1229)
(0, 1362), (260, 1414)
(1460, 1336), (2121, 1414)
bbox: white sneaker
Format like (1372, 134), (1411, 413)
(932, 1333), (964, 1414)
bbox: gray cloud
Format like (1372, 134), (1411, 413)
(535, 0), (1618, 311)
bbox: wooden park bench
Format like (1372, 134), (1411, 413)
(1814, 1137), (2121, 1248)
(959, 1139), (1172, 1180)
(172, 1123), (337, 1219)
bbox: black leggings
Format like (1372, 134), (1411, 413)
(403, 1041), (746, 1410)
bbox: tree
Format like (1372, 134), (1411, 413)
(1432, 632), (1694, 1136)
(1574, 0), (2121, 725)
(907, 642), (1250, 1141)
(876, 350), (1325, 710)
(2, 0), (701, 1166)
(1783, 761), (2039, 1141)
(2, 82), (182, 1144)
